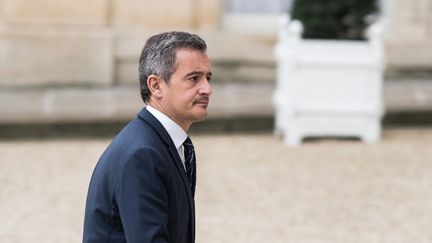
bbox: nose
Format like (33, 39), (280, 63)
(199, 78), (212, 96)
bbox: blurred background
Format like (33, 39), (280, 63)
(0, 0), (431, 242)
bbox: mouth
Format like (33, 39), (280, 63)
(194, 97), (210, 106)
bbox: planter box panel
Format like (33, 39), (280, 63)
(292, 66), (381, 109)
(273, 18), (385, 147)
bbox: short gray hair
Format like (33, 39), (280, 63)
(138, 31), (207, 103)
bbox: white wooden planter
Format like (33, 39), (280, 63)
(273, 15), (386, 147)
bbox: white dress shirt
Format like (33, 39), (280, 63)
(146, 105), (188, 169)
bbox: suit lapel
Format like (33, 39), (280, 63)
(137, 108), (196, 234)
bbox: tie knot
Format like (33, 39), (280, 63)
(183, 137), (194, 149)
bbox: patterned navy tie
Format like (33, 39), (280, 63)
(183, 137), (196, 197)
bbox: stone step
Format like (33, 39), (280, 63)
(0, 79), (431, 125)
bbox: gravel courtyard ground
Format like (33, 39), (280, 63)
(1, 127), (431, 243)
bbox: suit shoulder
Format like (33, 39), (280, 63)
(111, 118), (165, 149)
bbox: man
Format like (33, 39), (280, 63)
(83, 31), (212, 243)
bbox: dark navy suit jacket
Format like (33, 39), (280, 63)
(83, 108), (195, 243)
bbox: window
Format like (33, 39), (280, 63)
(227, 0), (291, 14)
(222, 0), (292, 34)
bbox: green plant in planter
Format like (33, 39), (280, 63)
(290, 0), (379, 40)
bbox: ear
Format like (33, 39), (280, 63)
(147, 74), (163, 98)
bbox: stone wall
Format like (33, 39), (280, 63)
(1, 0), (108, 26)
(1, 0), (431, 89)
(0, 28), (113, 87)
(383, 0), (432, 70)
(0, 0), (222, 89)
(0, 0), (431, 125)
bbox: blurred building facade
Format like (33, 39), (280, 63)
(0, 0), (431, 125)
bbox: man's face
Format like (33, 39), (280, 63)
(158, 48), (212, 130)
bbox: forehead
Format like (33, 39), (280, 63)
(174, 48), (211, 69)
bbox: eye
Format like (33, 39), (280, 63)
(189, 75), (199, 82)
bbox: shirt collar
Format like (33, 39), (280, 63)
(146, 105), (187, 149)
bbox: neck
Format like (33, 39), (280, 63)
(147, 100), (191, 132)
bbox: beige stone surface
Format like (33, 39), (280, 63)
(0, 28), (114, 87)
(112, 0), (195, 28)
(203, 32), (276, 63)
(1, 79), (432, 125)
(382, 0), (432, 68)
(0, 0), (431, 83)
(41, 88), (142, 123)
(0, 0), (4, 20)
(1, 0), (108, 26)
(386, 42), (432, 69)
(0, 87), (143, 124)
(212, 61), (276, 83)
(114, 30), (150, 85)
(0, 128), (432, 243)
(116, 61), (139, 85)
(384, 0), (431, 42)
(114, 30), (277, 85)
(196, 0), (221, 30)
(0, 90), (46, 123)
(383, 79), (432, 112)
(0, 84), (274, 124)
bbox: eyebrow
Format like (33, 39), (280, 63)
(184, 71), (212, 78)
